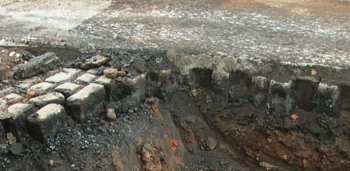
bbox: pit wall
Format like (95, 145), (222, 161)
(1, 48), (350, 170)
(169, 53), (350, 170)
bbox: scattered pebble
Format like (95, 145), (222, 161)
(117, 70), (127, 77)
(9, 51), (16, 57)
(106, 108), (117, 121)
(49, 159), (54, 166)
(104, 68), (118, 79)
(206, 137), (217, 150)
(8, 143), (23, 155)
(311, 69), (318, 76)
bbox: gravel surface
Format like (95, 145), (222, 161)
(1, 0), (350, 68)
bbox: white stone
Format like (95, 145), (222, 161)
(18, 78), (37, 89)
(0, 87), (15, 96)
(27, 104), (66, 142)
(5, 93), (24, 104)
(87, 68), (99, 75)
(45, 72), (73, 83)
(94, 75), (112, 86)
(29, 92), (65, 107)
(253, 76), (269, 89)
(15, 53), (21, 58)
(0, 99), (9, 119)
(5, 103), (34, 135)
(67, 83), (105, 122)
(55, 82), (80, 96)
(9, 51), (16, 57)
(28, 82), (56, 96)
(68, 83), (103, 101)
(36, 104), (65, 120)
(8, 103), (34, 119)
(63, 68), (81, 77)
(76, 73), (97, 84)
(106, 108), (117, 121)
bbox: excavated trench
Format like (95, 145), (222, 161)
(1, 47), (350, 170)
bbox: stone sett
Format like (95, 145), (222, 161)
(18, 78), (37, 89)
(0, 87), (16, 97)
(0, 99), (8, 116)
(94, 75), (112, 87)
(76, 73), (97, 84)
(55, 82), (81, 97)
(45, 72), (73, 83)
(63, 68), (81, 77)
(94, 75), (112, 100)
(87, 68), (99, 75)
(4, 103), (35, 136)
(27, 104), (66, 142)
(29, 92), (65, 107)
(5, 93), (24, 104)
(28, 82), (56, 96)
(66, 83), (105, 122)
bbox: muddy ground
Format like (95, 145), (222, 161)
(0, 47), (350, 171)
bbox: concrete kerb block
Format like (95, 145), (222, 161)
(189, 68), (213, 87)
(339, 84), (350, 113)
(27, 104), (66, 142)
(290, 76), (319, 111)
(251, 76), (270, 107)
(66, 83), (105, 122)
(268, 80), (292, 115)
(315, 83), (340, 117)
(227, 70), (252, 106)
